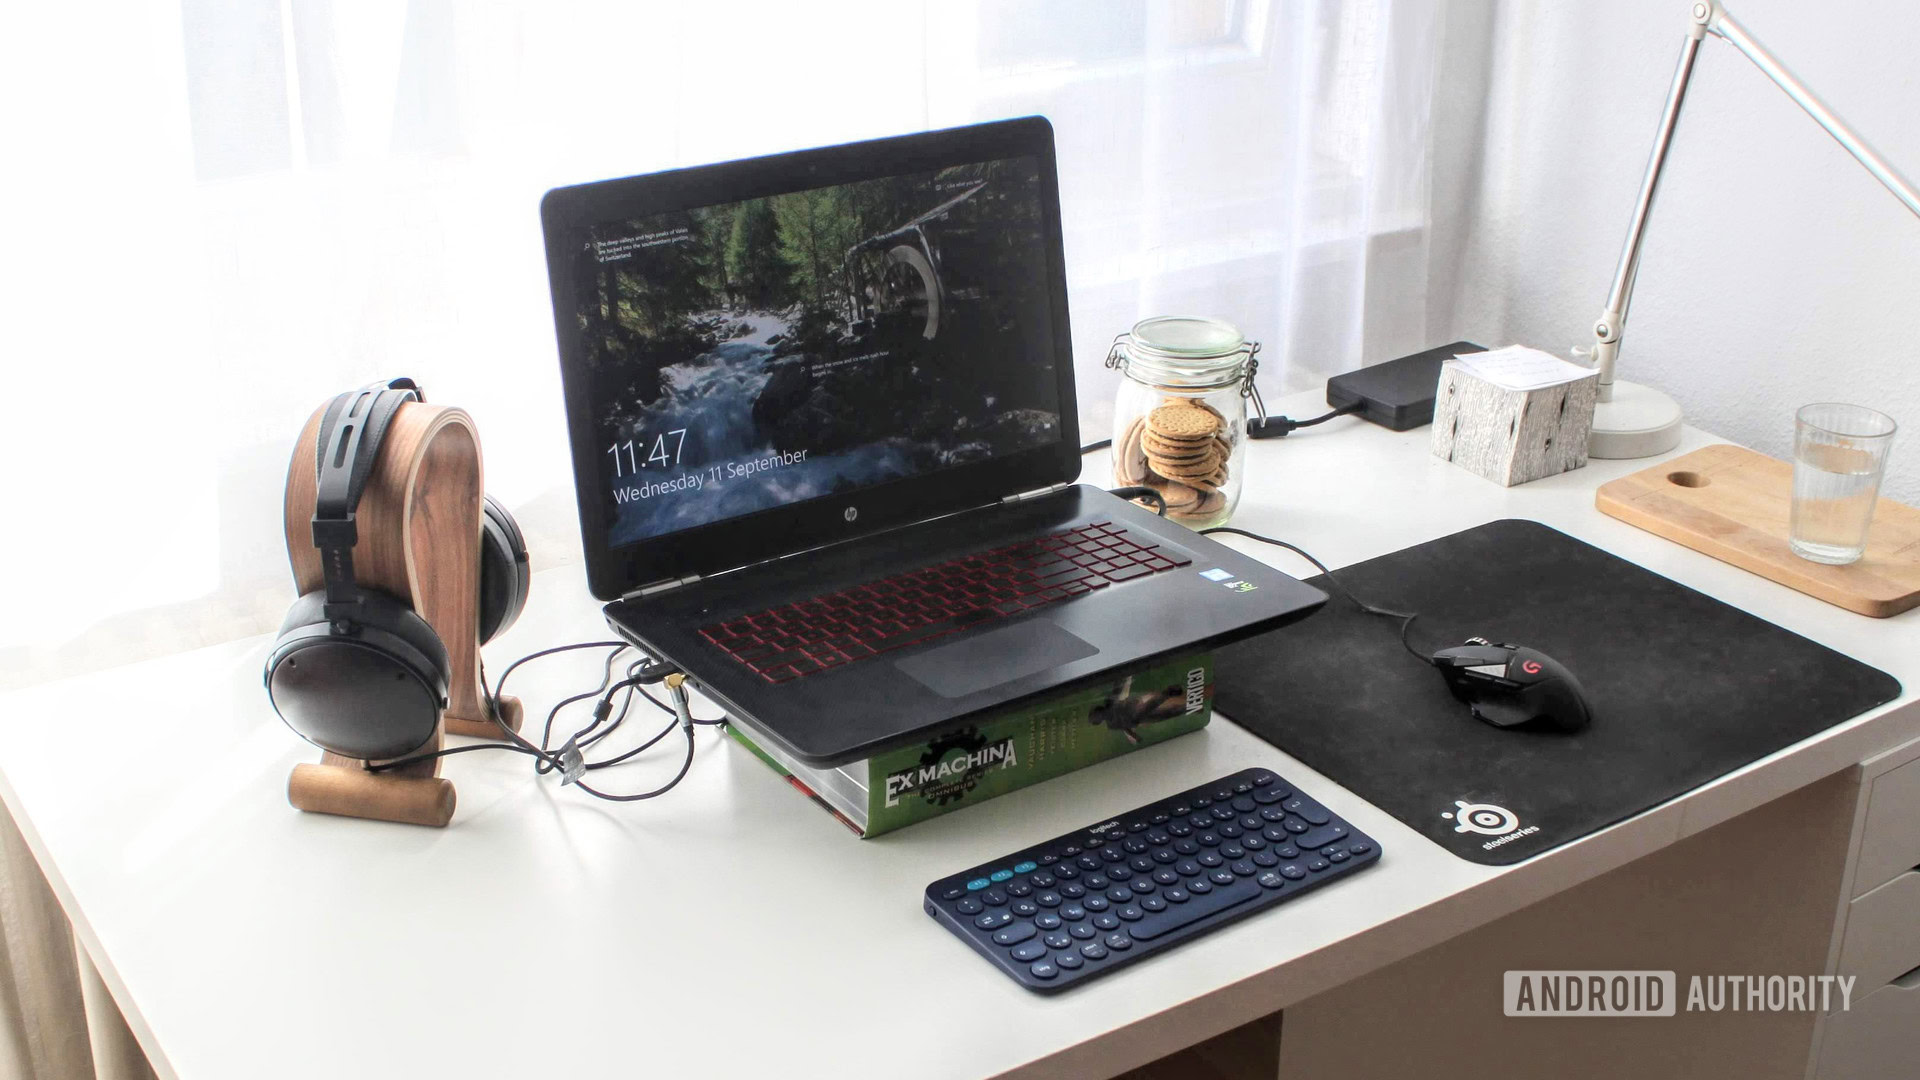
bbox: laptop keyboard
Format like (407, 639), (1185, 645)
(698, 521), (1193, 683)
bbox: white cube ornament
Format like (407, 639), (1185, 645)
(1430, 356), (1599, 487)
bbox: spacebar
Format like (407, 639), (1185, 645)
(1129, 884), (1260, 941)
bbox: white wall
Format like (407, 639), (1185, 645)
(1430, 0), (1920, 502)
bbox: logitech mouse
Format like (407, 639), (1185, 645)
(1429, 637), (1593, 732)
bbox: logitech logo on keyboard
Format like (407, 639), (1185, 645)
(1088, 819), (1123, 836)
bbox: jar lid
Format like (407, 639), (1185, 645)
(1129, 316), (1245, 358)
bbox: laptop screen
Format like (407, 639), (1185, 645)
(562, 153), (1065, 551)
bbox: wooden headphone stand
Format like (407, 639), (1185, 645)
(280, 401), (523, 827)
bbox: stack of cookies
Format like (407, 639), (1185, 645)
(1113, 399), (1233, 521)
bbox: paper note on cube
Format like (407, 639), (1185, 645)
(1431, 345), (1599, 486)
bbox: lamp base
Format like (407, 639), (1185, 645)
(1588, 380), (1684, 459)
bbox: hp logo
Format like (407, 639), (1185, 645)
(844, 506), (858, 523)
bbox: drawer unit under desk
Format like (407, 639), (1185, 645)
(1836, 869), (1920, 996)
(1815, 969), (1920, 1080)
(1853, 751), (1920, 898)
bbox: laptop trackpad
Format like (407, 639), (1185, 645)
(893, 619), (1099, 699)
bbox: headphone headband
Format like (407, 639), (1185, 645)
(311, 380), (422, 622)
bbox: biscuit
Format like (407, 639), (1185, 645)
(1148, 478), (1202, 511)
(1171, 489), (1227, 520)
(1142, 430), (1217, 459)
(1147, 403), (1222, 440)
(1156, 455), (1225, 481)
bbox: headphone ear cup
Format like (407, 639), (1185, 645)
(264, 589), (452, 760)
(478, 494), (530, 644)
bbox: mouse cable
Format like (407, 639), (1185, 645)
(1080, 402), (1360, 455)
(1106, 485), (1167, 516)
(1198, 526), (1430, 663)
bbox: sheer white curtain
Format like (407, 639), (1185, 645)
(0, 4), (1445, 1070)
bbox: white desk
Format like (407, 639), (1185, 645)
(3, 388), (1916, 1080)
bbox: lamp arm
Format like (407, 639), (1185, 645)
(1588, 0), (1920, 401)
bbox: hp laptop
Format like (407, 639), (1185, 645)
(540, 117), (1325, 766)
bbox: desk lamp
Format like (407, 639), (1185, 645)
(1583, 0), (1920, 458)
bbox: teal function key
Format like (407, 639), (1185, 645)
(966, 878), (991, 891)
(989, 869), (1014, 882)
(1013, 860), (1038, 873)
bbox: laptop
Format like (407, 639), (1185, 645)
(539, 116), (1326, 766)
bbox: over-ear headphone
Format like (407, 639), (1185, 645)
(263, 379), (529, 760)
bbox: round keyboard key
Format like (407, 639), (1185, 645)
(1029, 961), (1059, 981)
(1035, 912), (1062, 930)
(1149, 813), (1169, 825)
(1153, 868), (1179, 885)
(1218, 824), (1242, 839)
(1011, 940), (1047, 962)
(1260, 806), (1287, 822)
(976, 911), (1015, 929)
(1329, 850), (1350, 863)
(1349, 842), (1372, 856)
(1146, 830), (1170, 845)
(1197, 851), (1224, 868)
(1241, 815), (1262, 831)
(1210, 805), (1235, 821)
(1253, 851), (1279, 868)
(1093, 913), (1120, 930)
(1258, 870), (1285, 889)
(1117, 905), (1144, 922)
(1054, 863), (1080, 880)
(1174, 839), (1200, 855)
(1193, 796), (1212, 808)
(1253, 785), (1288, 804)
(1061, 903), (1086, 921)
(1062, 845), (1082, 856)
(1242, 832), (1266, 849)
(1070, 923), (1097, 940)
(956, 897), (984, 915)
(1044, 930), (1072, 949)
(1253, 771), (1276, 786)
(1231, 796), (1256, 812)
(1276, 845), (1302, 860)
(1220, 843), (1246, 859)
(1056, 951), (1083, 970)
(1076, 855), (1101, 871)
(1062, 882), (1086, 898)
(1308, 858), (1330, 872)
(1152, 848), (1178, 865)
(1130, 856), (1153, 873)
(1123, 837), (1148, 854)
(1012, 860), (1037, 874)
(1279, 864), (1306, 880)
(1188, 813), (1212, 830)
(942, 886), (965, 901)
(984, 889), (1008, 906)
(1038, 854), (1059, 866)
(1230, 860), (1256, 877)
(1029, 872), (1056, 888)
(1262, 826), (1289, 843)
(1007, 881), (1033, 897)
(1284, 819), (1309, 834)
(1209, 869), (1236, 886)
(1165, 887), (1190, 903)
(1012, 900), (1038, 916)
(1035, 891), (1062, 908)
(1171, 802), (1192, 816)
(1176, 859), (1202, 877)
(1084, 895), (1109, 912)
(990, 869), (1014, 882)
(1213, 787), (1234, 801)
(1141, 895), (1167, 912)
(1129, 878), (1155, 895)
(1188, 877), (1213, 894)
(1106, 933), (1133, 951)
(1099, 845), (1123, 862)
(1086, 874), (1110, 890)
(1168, 822), (1192, 837)
(1081, 942), (1109, 961)
(1234, 780), (1254, 794)
(1128, 821), (1147, 833)
(1106, 886), (1133, 903)
(1197, 832), (1222, 848)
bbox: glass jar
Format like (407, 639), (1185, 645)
(1106, 316), (1262, 528)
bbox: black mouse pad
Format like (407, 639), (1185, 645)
(1212, 519), (1901, 865)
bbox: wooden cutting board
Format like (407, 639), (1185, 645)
(1595, 443), (1920, 617)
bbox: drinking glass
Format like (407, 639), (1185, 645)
(1790, 403), (1897, 565)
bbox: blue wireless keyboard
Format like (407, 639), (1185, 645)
(923, 768), (1381, 992)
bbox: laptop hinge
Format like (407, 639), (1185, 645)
(630, 573), (702, 598)
(1001, 481), (1070, 504)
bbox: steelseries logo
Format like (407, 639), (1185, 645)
(1443, 799), (1541, 851)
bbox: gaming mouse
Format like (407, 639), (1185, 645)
(1429, 638), (1592, 733)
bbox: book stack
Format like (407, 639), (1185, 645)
(728, 651), (1215, 837)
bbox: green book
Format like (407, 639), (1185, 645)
(727, 652), (1214, 837)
